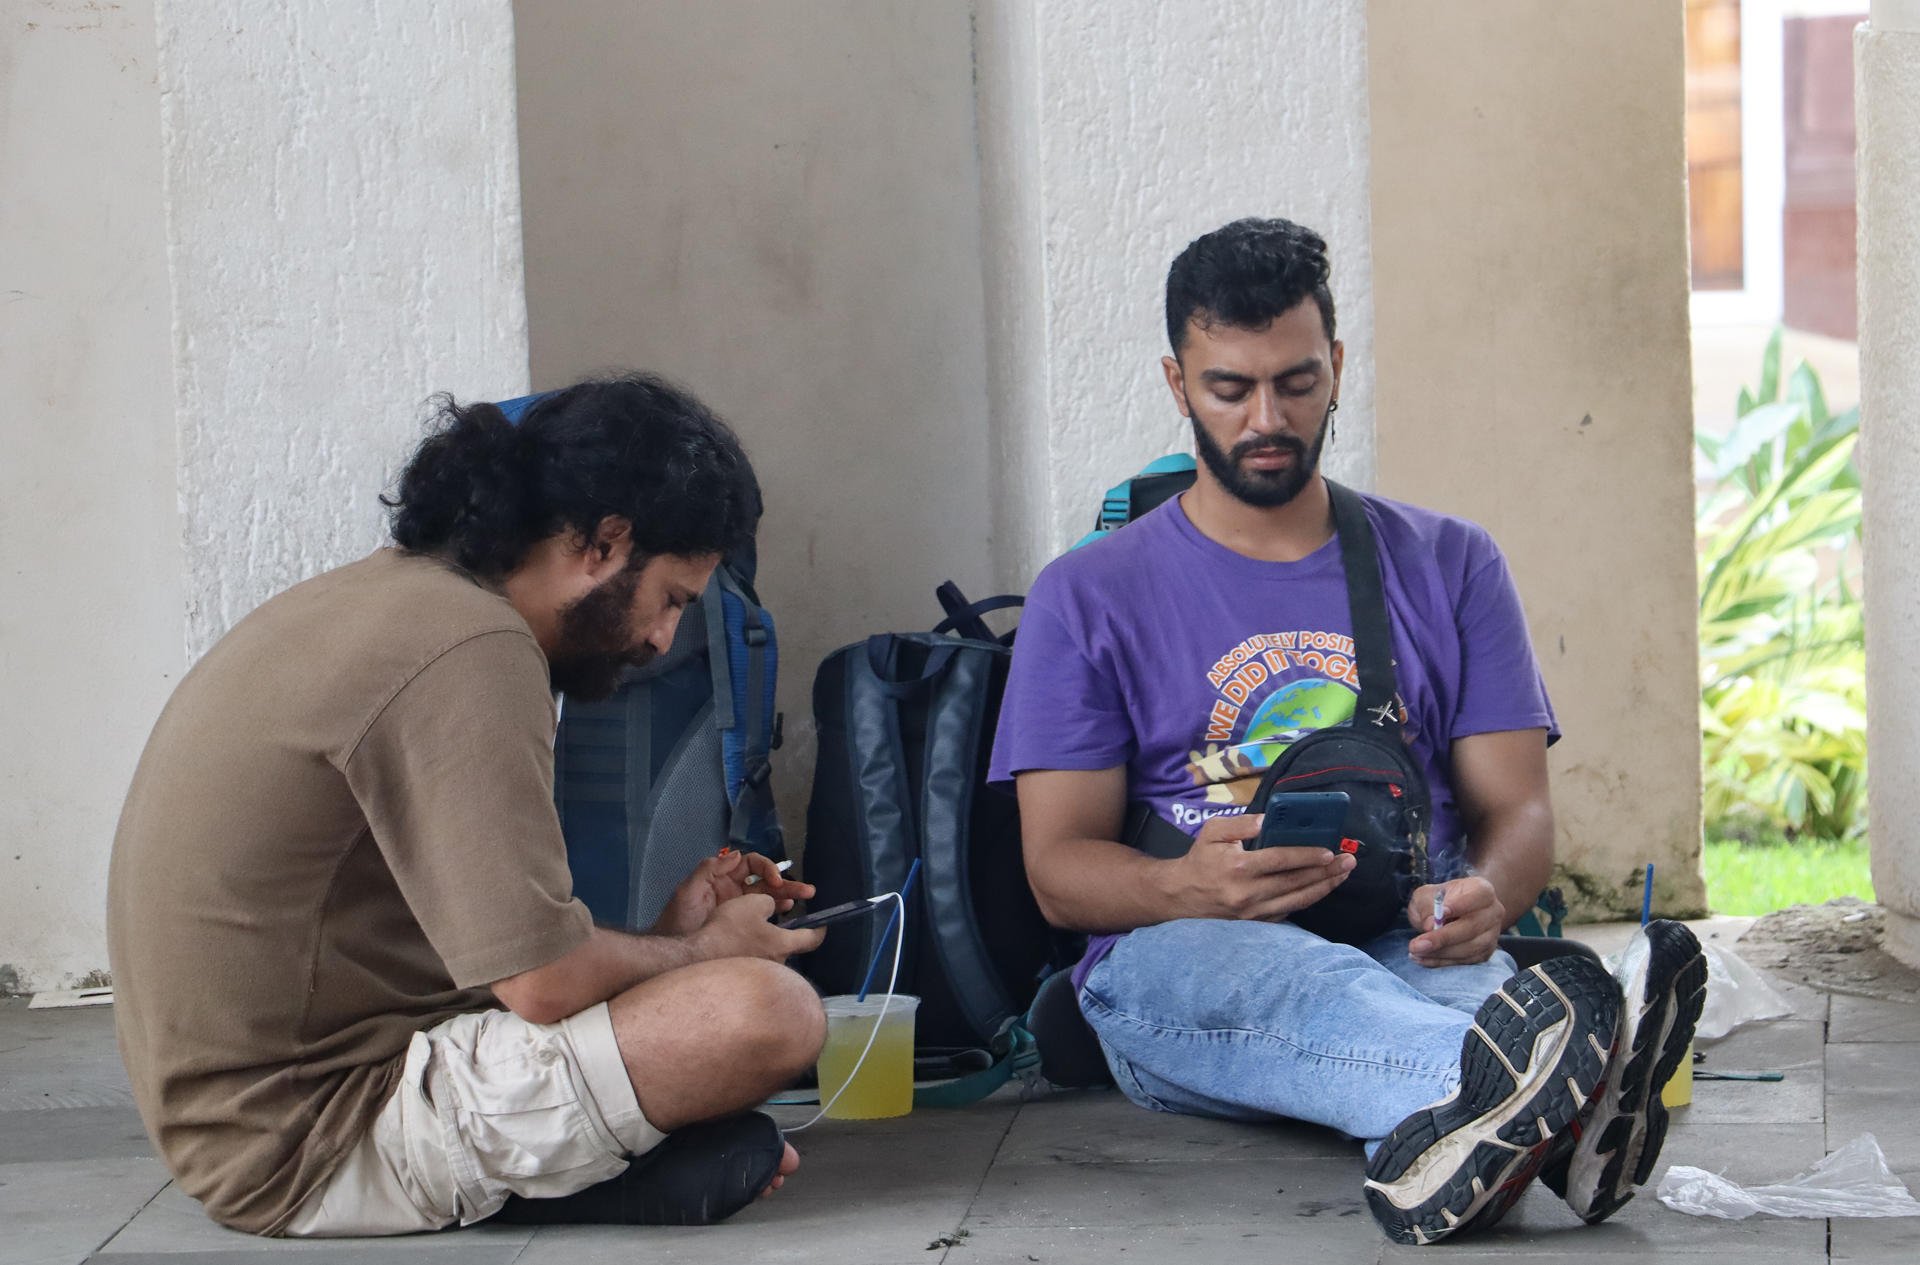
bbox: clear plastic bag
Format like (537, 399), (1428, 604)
(1694, 940), (1793, 1041)
(1658, 1133), (1920, 1219)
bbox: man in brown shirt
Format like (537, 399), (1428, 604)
(109, 374), (826, 1236)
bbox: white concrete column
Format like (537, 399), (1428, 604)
(1858, 0), (1920, 966)
(973, 0), (1376, 588)
(0, 1), (532, 994)
(1, 3), (182, 994)
(154, 0), (531, 657)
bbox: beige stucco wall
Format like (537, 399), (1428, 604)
(512, 0), (999, 842)
(1367, 1), (1707, 918)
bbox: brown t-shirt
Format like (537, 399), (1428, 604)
(108, 548), (593, 1235)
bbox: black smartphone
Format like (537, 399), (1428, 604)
(778, 899), (881, 931)
(1249, 791), (1352, 851)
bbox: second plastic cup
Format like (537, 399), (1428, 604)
(1663, 1041), (1695, 1107)
(817, 994), (919, 1119)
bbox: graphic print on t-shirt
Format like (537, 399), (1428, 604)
(1180, 627), (1411, 818)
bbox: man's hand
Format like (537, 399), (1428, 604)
(1173, 813), (1357, 922)
(1407, 875), (1504, 967)
(653, 851), (814, 938)
(687, 892), (825, 965)
(491, 879), (820, 1025)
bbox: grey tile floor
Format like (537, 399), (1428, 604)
(4, 919), (1916, 1264)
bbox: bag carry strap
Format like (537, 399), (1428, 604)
(863, 635), (959, 699)
(844, 638), (925, 991)
(1123, 800), (1194, 859)
(732, 601), (773, 852)
(725, 569), (782, 852)
(933, 581), (1023, 645)
(1313, 484), (1432, 885)
(913, 643), (1021, 1049)
(1325, 480), (1400, 731)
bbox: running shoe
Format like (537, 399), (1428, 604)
(1539, 919), (1708, 1223)
(1363, 953), (1622, 1246)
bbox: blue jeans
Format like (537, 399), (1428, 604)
(1079, 918), (1518, 1144)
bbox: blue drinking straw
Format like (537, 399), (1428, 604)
(1641, 863), (1655, 926)
(857, 858), (921, 1002)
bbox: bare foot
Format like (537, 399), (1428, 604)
(760, 1140), (800, 1197)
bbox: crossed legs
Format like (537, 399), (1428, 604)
(608, 955), (826, 1133)
(1079, 918), (1514, 1142)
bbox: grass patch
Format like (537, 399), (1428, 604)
(1705, 836), (1875, 915)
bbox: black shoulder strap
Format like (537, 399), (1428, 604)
(1325, 481), (1399, 734)
(933, 581), (1023, 645)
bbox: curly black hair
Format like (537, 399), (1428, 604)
(384, 372), (761, 579)
(1165, 217), (1337, 354)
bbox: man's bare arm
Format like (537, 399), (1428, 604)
(493, 895), (824, 1025)
(1407, 728), (1554, 966)
(1017, 767), (1353, 933)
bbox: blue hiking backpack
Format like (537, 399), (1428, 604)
(496, 392), (784, 932)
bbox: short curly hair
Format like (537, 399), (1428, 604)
(384, 372), (761, 579)
(1165, 217), (1337, 354)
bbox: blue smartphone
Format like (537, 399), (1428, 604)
(778, 899), (882, 931)
(1250, 791), (1352, 851)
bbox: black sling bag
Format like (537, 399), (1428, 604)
(1125, 480), (1432, 944)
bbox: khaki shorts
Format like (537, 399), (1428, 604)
(286, 1004), (665, 1236)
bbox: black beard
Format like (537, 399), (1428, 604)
(1189, 400), (1331, 509)
(547, 567), (655, 701)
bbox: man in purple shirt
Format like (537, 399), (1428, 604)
(989, 219), (1706, 1245)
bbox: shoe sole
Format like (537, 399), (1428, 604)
(1543, 920), (1708, 1224)
(1363, 955), (1621, 1246)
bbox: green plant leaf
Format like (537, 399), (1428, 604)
(1701, 437), (1859, 611)
(1711, 401), (1806, 480)
(1788, 360), (1830, 431)
(1759, 326), (1783, 404)
(1697, 429), (1723, 466)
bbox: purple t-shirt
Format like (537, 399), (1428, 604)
(988, 491), (1558, 988)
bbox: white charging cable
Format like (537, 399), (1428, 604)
(782, 890), (906, 1134)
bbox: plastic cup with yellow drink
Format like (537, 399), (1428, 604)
(817, 994), (920, 1119)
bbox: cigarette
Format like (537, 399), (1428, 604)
(744, 859), (795, 885)
(1433, 890), (1446, 929)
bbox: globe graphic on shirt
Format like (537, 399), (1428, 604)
(1241, 677), (1357, 748)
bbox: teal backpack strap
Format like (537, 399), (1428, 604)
(913, 1019), (1040, 1109)
(1510, 886), (1568, 939)
(765, 1019), (1040, 1111)
(1072, 454), (1196, 550)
